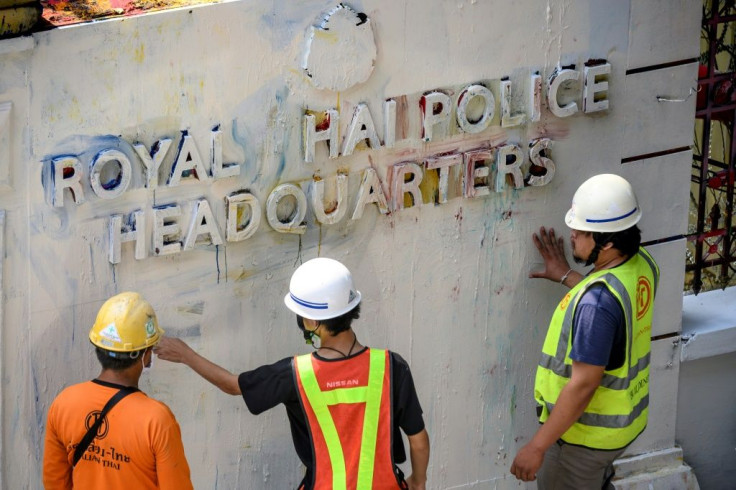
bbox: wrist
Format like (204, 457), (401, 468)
(560, 268), (573, 285)
(182, 348), (198, 366)
(528, 434), (552, 454)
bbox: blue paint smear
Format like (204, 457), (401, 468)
(40, 135), (140, 198)
(215, 245), (221, 284)
(231, 118), (249, 175)
(273, 86), (291, 181)
(31, 362), (43, 464)
(258, 1), (338, 50)
(230, 81), (293, 187)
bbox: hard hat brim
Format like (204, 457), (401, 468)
(283, 291), (362, 321)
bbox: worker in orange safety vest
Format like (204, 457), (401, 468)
(155, 257), (430, 489)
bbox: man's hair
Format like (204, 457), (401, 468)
(95, 347), (145, 371)
(592, 224), (641, 258)
(319, 304), (361, 335)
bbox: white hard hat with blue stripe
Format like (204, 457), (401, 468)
(565, 174), (642, 233)
(284, 257), (362, 320)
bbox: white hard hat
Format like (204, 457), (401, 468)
(284, 258), (362, 320)
(565, 174), (641, 232)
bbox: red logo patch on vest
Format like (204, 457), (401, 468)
(560, 292), (572, 311)
(636, 276), (652, 320)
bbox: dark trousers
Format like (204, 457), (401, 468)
(537, 440), (627, 490)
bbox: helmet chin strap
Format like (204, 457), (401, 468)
(585, 232), (617, 267)
(297, 316), (320, 348)
(585, 243), (602, 266)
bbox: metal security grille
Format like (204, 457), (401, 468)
(688, 0), (736, 294)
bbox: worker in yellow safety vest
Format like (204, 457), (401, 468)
(155, 257), (430, 489)
(510, 174), (659, 489)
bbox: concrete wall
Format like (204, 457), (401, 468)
(0, 1), (700, 488)
(677, 289), (736, 489)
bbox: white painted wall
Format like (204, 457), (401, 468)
(0, 1), (700, 488)
(677, 289), (736, 489)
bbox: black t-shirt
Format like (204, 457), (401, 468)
(238, 348), (424, 480)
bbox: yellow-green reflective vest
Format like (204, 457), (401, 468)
(534, 247), (659, 450)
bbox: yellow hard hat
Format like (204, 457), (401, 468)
(89, 292), (164, 354)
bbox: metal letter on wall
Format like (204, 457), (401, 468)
(133, 138), (172, 189)
(426, 154), (463, 204)
(527, 138), (555, 187)
(500, 79), (526, 127)
(169, 133), (211, 186)
(583, 63), (611, 113)
(226, 192), (261, 242)
(211, 127), (241, 180)
(342, 103), (381, 156)
(530, 73), (542, 122)
(351, 167), (389, 220)
(266, 183), (307, 234)
(109, 211), (147, 264)
(48, 156), (86, 207)
(303, 110), (339, 162)
(311, 174), (349, 225)
(464, 149), (493, 198)
(89, 149), (132, 200)
(390, 162), (424, 210)
(383, 99), (397, 148)
(421, 92), (451, 142)
(153, 205), (183, 256)
(183, 199), (224, 250)
(456, 85), (495, 134)
(547, 68), (581, 118)
(495, 144), (524, 191)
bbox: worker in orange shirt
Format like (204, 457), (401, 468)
(43, 292), (193, 490)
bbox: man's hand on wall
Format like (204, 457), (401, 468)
(530, 226), (579, 286)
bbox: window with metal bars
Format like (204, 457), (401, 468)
(688, 0), (736, 293)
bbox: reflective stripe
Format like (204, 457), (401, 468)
(357, 349), (385, 490)
(295, 350), (387, 490)
(296, 354), (347, 490)
(320, 386), (368, 404)
(546, 394), (649, 429)
(539, 351), (650, 390)
(638, 249), (660, 296)
(556, 274), (633, 367)
(586, 207), (638, 223)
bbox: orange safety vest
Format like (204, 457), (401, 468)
(293, 348), (404, 490)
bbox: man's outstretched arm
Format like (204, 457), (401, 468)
(154, 337), (241, 395)
(405, 428), (430, 490)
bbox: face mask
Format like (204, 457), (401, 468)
(297, 316), (318, 346)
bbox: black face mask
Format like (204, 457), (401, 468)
(584, 244), (602, 266)
(296, 316), (317, 345)
(579, 232), (615, 267)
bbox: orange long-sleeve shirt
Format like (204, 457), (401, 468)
(43, 379), (192, 490)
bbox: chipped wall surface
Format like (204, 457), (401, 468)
(0, 1), (699, 488)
